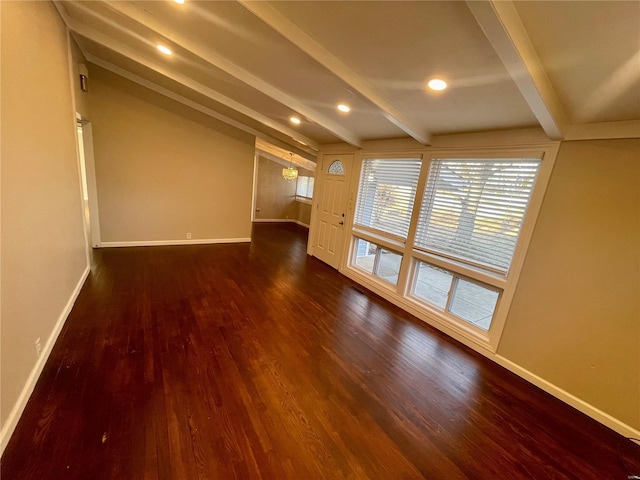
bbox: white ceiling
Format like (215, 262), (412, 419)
(56, 0), (640, 156)
(514, 1), (640, 125)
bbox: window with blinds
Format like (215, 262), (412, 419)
(296, 176), (314, 199)
(354, 158), (421, 240)
(414, 158), (541, 274)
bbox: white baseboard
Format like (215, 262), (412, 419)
(100, 237), (251, 248)
(338, 263), (640, 439)
(253, 218), (293, 223)
(0, 264), (91, 455)
(293, 220), (310, 228)
(494, 355), (640, 439)
(253, 219), (309, 228)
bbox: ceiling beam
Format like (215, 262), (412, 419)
(256, 150), (316, 172)
(96, 0), (362, 148)
(255, 138), (317, 170)
(238, 0), (432, 146)
(466, 0), (568, 140)
(60, 13), (320, 152)
(87, 54), (316, 161)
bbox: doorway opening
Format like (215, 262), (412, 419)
(252, 138), (317, 230)
(75, 114), (101, 258)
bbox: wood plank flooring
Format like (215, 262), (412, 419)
(2, 223), (638, 479)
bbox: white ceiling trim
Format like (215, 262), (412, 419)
(63, 21), (320, 153)
(256, 138), (316, 170)
(88, 54), (318, 161)
(61, 1), (319, 150)
(97, 1), (362, 148)
(238, 0), (432, 146)
(256, 152), (317, 172)
(466, 0), (568, 140)
(53, 0), (74, 28)
(565, 120), (640, 141)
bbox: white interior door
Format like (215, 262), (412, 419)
(313, 154), (353, 269)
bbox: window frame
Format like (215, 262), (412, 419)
(295, 175), (314, 203)
(408, 259), (503, 332)
(351, 236), (404, 287)
(342, 145), (558, 352)
(414, 156), (543, 275)
(353, 156), (423, 243)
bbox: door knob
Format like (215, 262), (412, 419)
(339, 221), (344, 225)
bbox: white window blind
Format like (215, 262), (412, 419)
(415, 158), (541, 273)
(296, 176), (314, 198)
(354, 158), (421, 240)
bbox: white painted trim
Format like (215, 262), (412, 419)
(253, 218), (309, 228)
(93, 1), (361, 148)
(340, 264), (495, 354)
(254, 137), (316, 164)
(565, 120), (640, 140)
(65, 30), (91, 266)
(338, 264), (640, 439)
(466, 1), (567, 139)
(65, 18), (319, 151)
(87, 55), (308, 157)
(431, 127), (553, 149)
(487, 144), (559, 351)
(253, 219), (293, 223)
(251, 150), (259, 223)
(52, 0), (72, 27)
(79, 122), (102, 248)
(293, 220), (310, 229)
(0, 0), (3, 460)
(0, 265), (90, 456)
(339, 144), (560, 353)
(312, 139), (640, 438)
(256, 138), (317, 170)
(238, 0), (430, 146)
(494, 355), (640, 439)
(100, 238), (251, 248)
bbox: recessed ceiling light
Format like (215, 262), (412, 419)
(157, 44), (172, 56)
(290, 116), (301, 125)
(337, 104), (351, 113)
(173, 0), (185, 3)
(427, 79), (447, 91)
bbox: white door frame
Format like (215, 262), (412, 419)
(76, 117), (102, 248)
(308, 153), (355, 268)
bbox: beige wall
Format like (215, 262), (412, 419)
(255, 155), (314, 225)
(255, 155), (297, 220)
(1, 0), (87, 427)
(499, 139), (640, 429)
(88, 67), (255, 243)
(296, 201), (312, 226)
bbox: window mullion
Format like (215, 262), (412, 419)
(444, 274), (458, 313)
(372, 247), (382, 275)
(396, 155), (429, 296)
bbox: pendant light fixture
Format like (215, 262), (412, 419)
(282, 152), (299, 182)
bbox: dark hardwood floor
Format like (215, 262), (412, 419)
(2, 223), (638, 479)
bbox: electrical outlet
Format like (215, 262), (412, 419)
(186, 233), (191, 240)
(35, 338), (42, 358)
